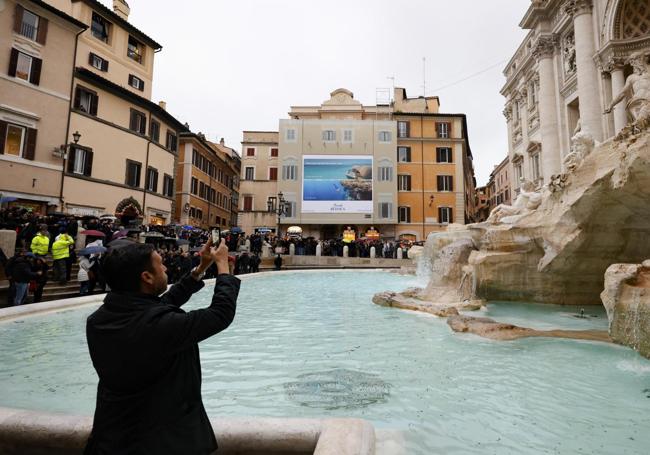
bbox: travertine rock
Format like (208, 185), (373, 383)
(601, 262), (650, 359)
(447, 315), (611, 343)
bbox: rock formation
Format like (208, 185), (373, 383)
(447, 314), (611, 343)
(601, 260), (650, 359)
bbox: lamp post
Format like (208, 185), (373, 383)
(58, 131), (81, 211)
(267, 191), (287, 239)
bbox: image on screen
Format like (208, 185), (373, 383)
(302, 155), (373, 213)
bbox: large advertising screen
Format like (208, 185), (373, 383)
(302, 155), (373, 213)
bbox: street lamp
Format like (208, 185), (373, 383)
(268, 191), (287, 238)
(58, 131), (82, 211)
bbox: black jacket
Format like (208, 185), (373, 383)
(8, 256), (39, 283)
(84, 273), (240, 455)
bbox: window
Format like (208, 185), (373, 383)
(286, 129), (296, 141)
(9, 49), (42, 86)
(3, 124), (25, 157)
(437, 175), (454, 192)
(88, 53), (108, 71)
(379, 202), (392, 219)
(531, 152), (541, 181)
(127, 36), (144, 64)
(150, 119), (160, 143)
(192, 149), (199, 167)
(398, 206), (411, 223)
(285, 201), (296, 218)
(243, 196), (253, 211)
(397, 146), (411, 163)
(166, 131), (177, 152)
(322, 130), (336, 142)
(145, 167), (158, 192)
(282, 164), (297, 180)
(125, 160), (142, 187)
(244, 166), (255, 180)
(438, 207), (453, 224)
(163, 174), (174, 197)
(436, 147), (453, 163)
(199, 181), (205, 199)
(74, 86), (98, 116)
(378, 166), (393, 182)
(129, 109), (146, 135)
(246, 147), (255, 157)
(18, 8), (40, 42)
(270, 147), (278, 157)
(343, 129), (353, 143)
(267, 196), (277, 212)
(66, 146), (93, 176)
(436, 122), (450, 138)
(378, 131), (392, 143)
(91, 12), (110, 43)
(128, 74), (144, 91)
(190, 177), (198, 195)
(398, 174), (412, 191)
(397, 121), (410, 138)
(514, 162), (523, 186)
(269, 167), (278, 181)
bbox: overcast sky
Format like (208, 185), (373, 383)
(110, 0), (531, 185)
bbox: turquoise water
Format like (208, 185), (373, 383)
(1, 271), (649, 454)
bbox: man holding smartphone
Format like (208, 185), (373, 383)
(84, 238), (239, 454)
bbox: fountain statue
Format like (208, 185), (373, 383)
(605, 51), (650, 133)
(375, 112), (650, 357)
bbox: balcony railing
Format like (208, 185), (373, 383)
(19, 22), (37, 41)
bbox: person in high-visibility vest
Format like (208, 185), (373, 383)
(52, 232), (74, 284)
(30, 224), (50, 257)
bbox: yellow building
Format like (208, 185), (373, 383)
(43, 0), (185, 224)
(1, 0), (86, 213)
(393, 88), (476, 240)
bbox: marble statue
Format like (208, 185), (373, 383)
(563, 131), (595, 172)
(486, 179), (542, 224)
(562, 33), (576, 76)
(605, 52), (650, 126)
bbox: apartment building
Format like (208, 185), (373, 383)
(238, 131), (279, 235)
(209, 138), (241, 229)
(487, 156), (512, 209)
(1, 0), (85, 213)
(393, 89), (476, 240)
(239, 88), (477, 240)
(176, 133), (239, 229)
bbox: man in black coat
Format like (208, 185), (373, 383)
(84, 238), (239, 454)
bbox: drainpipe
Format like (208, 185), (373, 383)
(60, 27), (86, 211)
(421, 115), (425, 241)
(142, 129), (152, 223)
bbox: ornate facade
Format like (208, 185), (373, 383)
(501, 0), (650, 192)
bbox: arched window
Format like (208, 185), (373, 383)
(616, 0), (650, 39)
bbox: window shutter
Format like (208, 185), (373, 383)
(407, 148), (411, 162)
(14, 4), (24, 34)
(128, 74), (134, 86)
(101, 59), (109, 71)
(84, 150), (93, 177)
(153, 170), (158, 192)
(8, 49), (19, 77)
(437, 175), (443, 191)
(29, 57), (42, 86)
(24, 128), (37, 160)
(406, 122), (410, 137)
(129, 112), (136, 131)
(140, 116), (146, 134)
(88, 53), (95, 65)
(447, 122), (452, 138)
(89, 93), (98, 116)
(0, 121), (6, 154)
(438, 207), (442, 222)
(436, 148), (441, 162)
(67, 147), (76, 172)
(36, 17), (48, 45)
(449, 208), (454, 223)
(140, 80), (145, 91)
(73, 87), (81, 109)
(450, 176), (454, 191)
(448, 148), (453, 163)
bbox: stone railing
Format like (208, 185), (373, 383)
(0, 407), (376, 455)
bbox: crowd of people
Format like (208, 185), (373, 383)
(1, 206), (414, 306)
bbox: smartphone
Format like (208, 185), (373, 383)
(211, 228), (221, 244)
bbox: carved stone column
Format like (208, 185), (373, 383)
(605, 58), (628, 134)
(533, 34), (561, 183)
(565, 0), (604, 141)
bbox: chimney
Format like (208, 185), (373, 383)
(220, 138), (225, 146)
(158, 101), (167, 111)
(113, 0), (130, 21)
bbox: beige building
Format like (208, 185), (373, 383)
(210, 139), (241, 229)
(502, 0), (650, 193)
(486, 156), (512, 210)
(39, 0), (187, 224)
(175, 133), (240, 229)
(238, 131), (278, 234)
(1, 0), (86, 213)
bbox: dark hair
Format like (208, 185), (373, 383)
(101, 243), (155, 292)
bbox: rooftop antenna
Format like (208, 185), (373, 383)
(422, 57), (426, 97)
